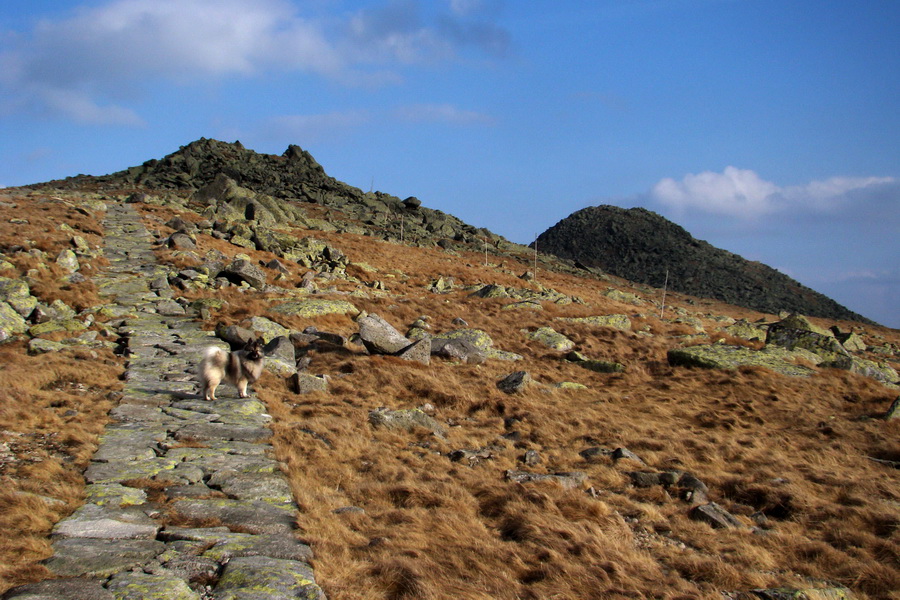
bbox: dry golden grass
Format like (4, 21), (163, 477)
(1, 190), (898, 599)
(0, 342), (122, 592)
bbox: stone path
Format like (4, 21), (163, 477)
(4, 203), (325, 600)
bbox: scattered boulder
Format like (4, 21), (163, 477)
(667, 344), (817, 378)
(470, 284), (509, 299)
(291, 372), (328, 394)
(527, 327), (575, 351)
(166, 232), (196, 250)
(432, 338), (486, 364)
(689, 502), (742, 529)
(368, 408), (446, 437)
(611, 447), (645, 465)
(566, 351), (625, 373)
(0, 277), (37, 318)
(0, 301), (28, 341)
(358, 313), (412, 355)
(431, 328), (521, 361)
(215, 323), (255, 347)
(766, 320), (851, 363)
(427, 277), (454, 293)
(56, 249), (80, 273)
(221, 259), (267, 290)
(557, 314), (631, 331)
(246, 317), (291, 344)
(269, 299), (358, 318)
(396, 338), (431, 365)
(497, 371), (531, 394)
(725, 319), (768, 341)
(504, 470), (587, 489)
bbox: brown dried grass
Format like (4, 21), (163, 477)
(1, 191), (898, 599)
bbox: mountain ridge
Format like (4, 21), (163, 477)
(34, 138), (872, 324)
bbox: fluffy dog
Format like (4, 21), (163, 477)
(199, 338), (265, 401)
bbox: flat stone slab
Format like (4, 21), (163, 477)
(214, 556), (324, 600)
(52, 504), (159, 540)
(84, 456), (179, 484)
(105, 572), (199, 600)
(84, 484), (148, 508)
(160, 527), (314, 563)
(43, 538), (166, 578)
(174, 422), (273, 443)
(211, 472), (294, 504)
(169, 499), (297, 534)
(1, 579), (115, 600)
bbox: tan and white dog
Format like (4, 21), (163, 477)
(199, 338), (265, 401)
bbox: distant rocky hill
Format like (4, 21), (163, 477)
(48, 138), (515, 255)
(536, 205), (873, 324)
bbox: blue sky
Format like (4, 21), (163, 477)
(1, 0), (897, 327)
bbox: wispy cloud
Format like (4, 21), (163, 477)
(394, 103), (495, 125)
(341, 0), (509, 64)
(0, 0), (510, 124)
(261, 110), (372, 143)
(650, 166), (897, 220)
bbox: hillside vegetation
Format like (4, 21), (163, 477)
(0, 141), (898, 599)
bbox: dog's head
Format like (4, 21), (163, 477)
(243, 338), (264, 361)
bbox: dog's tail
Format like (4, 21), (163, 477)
(203, 346), (228, 368)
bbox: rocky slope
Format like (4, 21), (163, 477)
(535, 205), (872, 324)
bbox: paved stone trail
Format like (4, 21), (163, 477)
(5, 203), (325, 600)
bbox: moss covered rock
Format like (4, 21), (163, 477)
(527, 327), (575, 351)
(557, 314), (632, 331)
(269, 298), (358, 318)
(667, 344), (816, 377)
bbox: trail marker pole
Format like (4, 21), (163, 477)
(483, 237), (488, 266)
(660, 268), (669, 320)
(533, 234), (538, 283)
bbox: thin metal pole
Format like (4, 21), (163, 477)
(660, 268), (669, 320)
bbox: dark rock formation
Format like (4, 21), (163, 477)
(536, 205), (872, 324)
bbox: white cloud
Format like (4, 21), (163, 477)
(38, 87), (145, 126)
(394, 103), (494, 125)
(652, 166), (778, 218)
(651, 166), (897, 220)
(0, 0), (509, 123)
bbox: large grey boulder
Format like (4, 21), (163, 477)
(0, 277), (37, 318)
(358, 313), (412, 354)
(222, 259), (267, 289)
